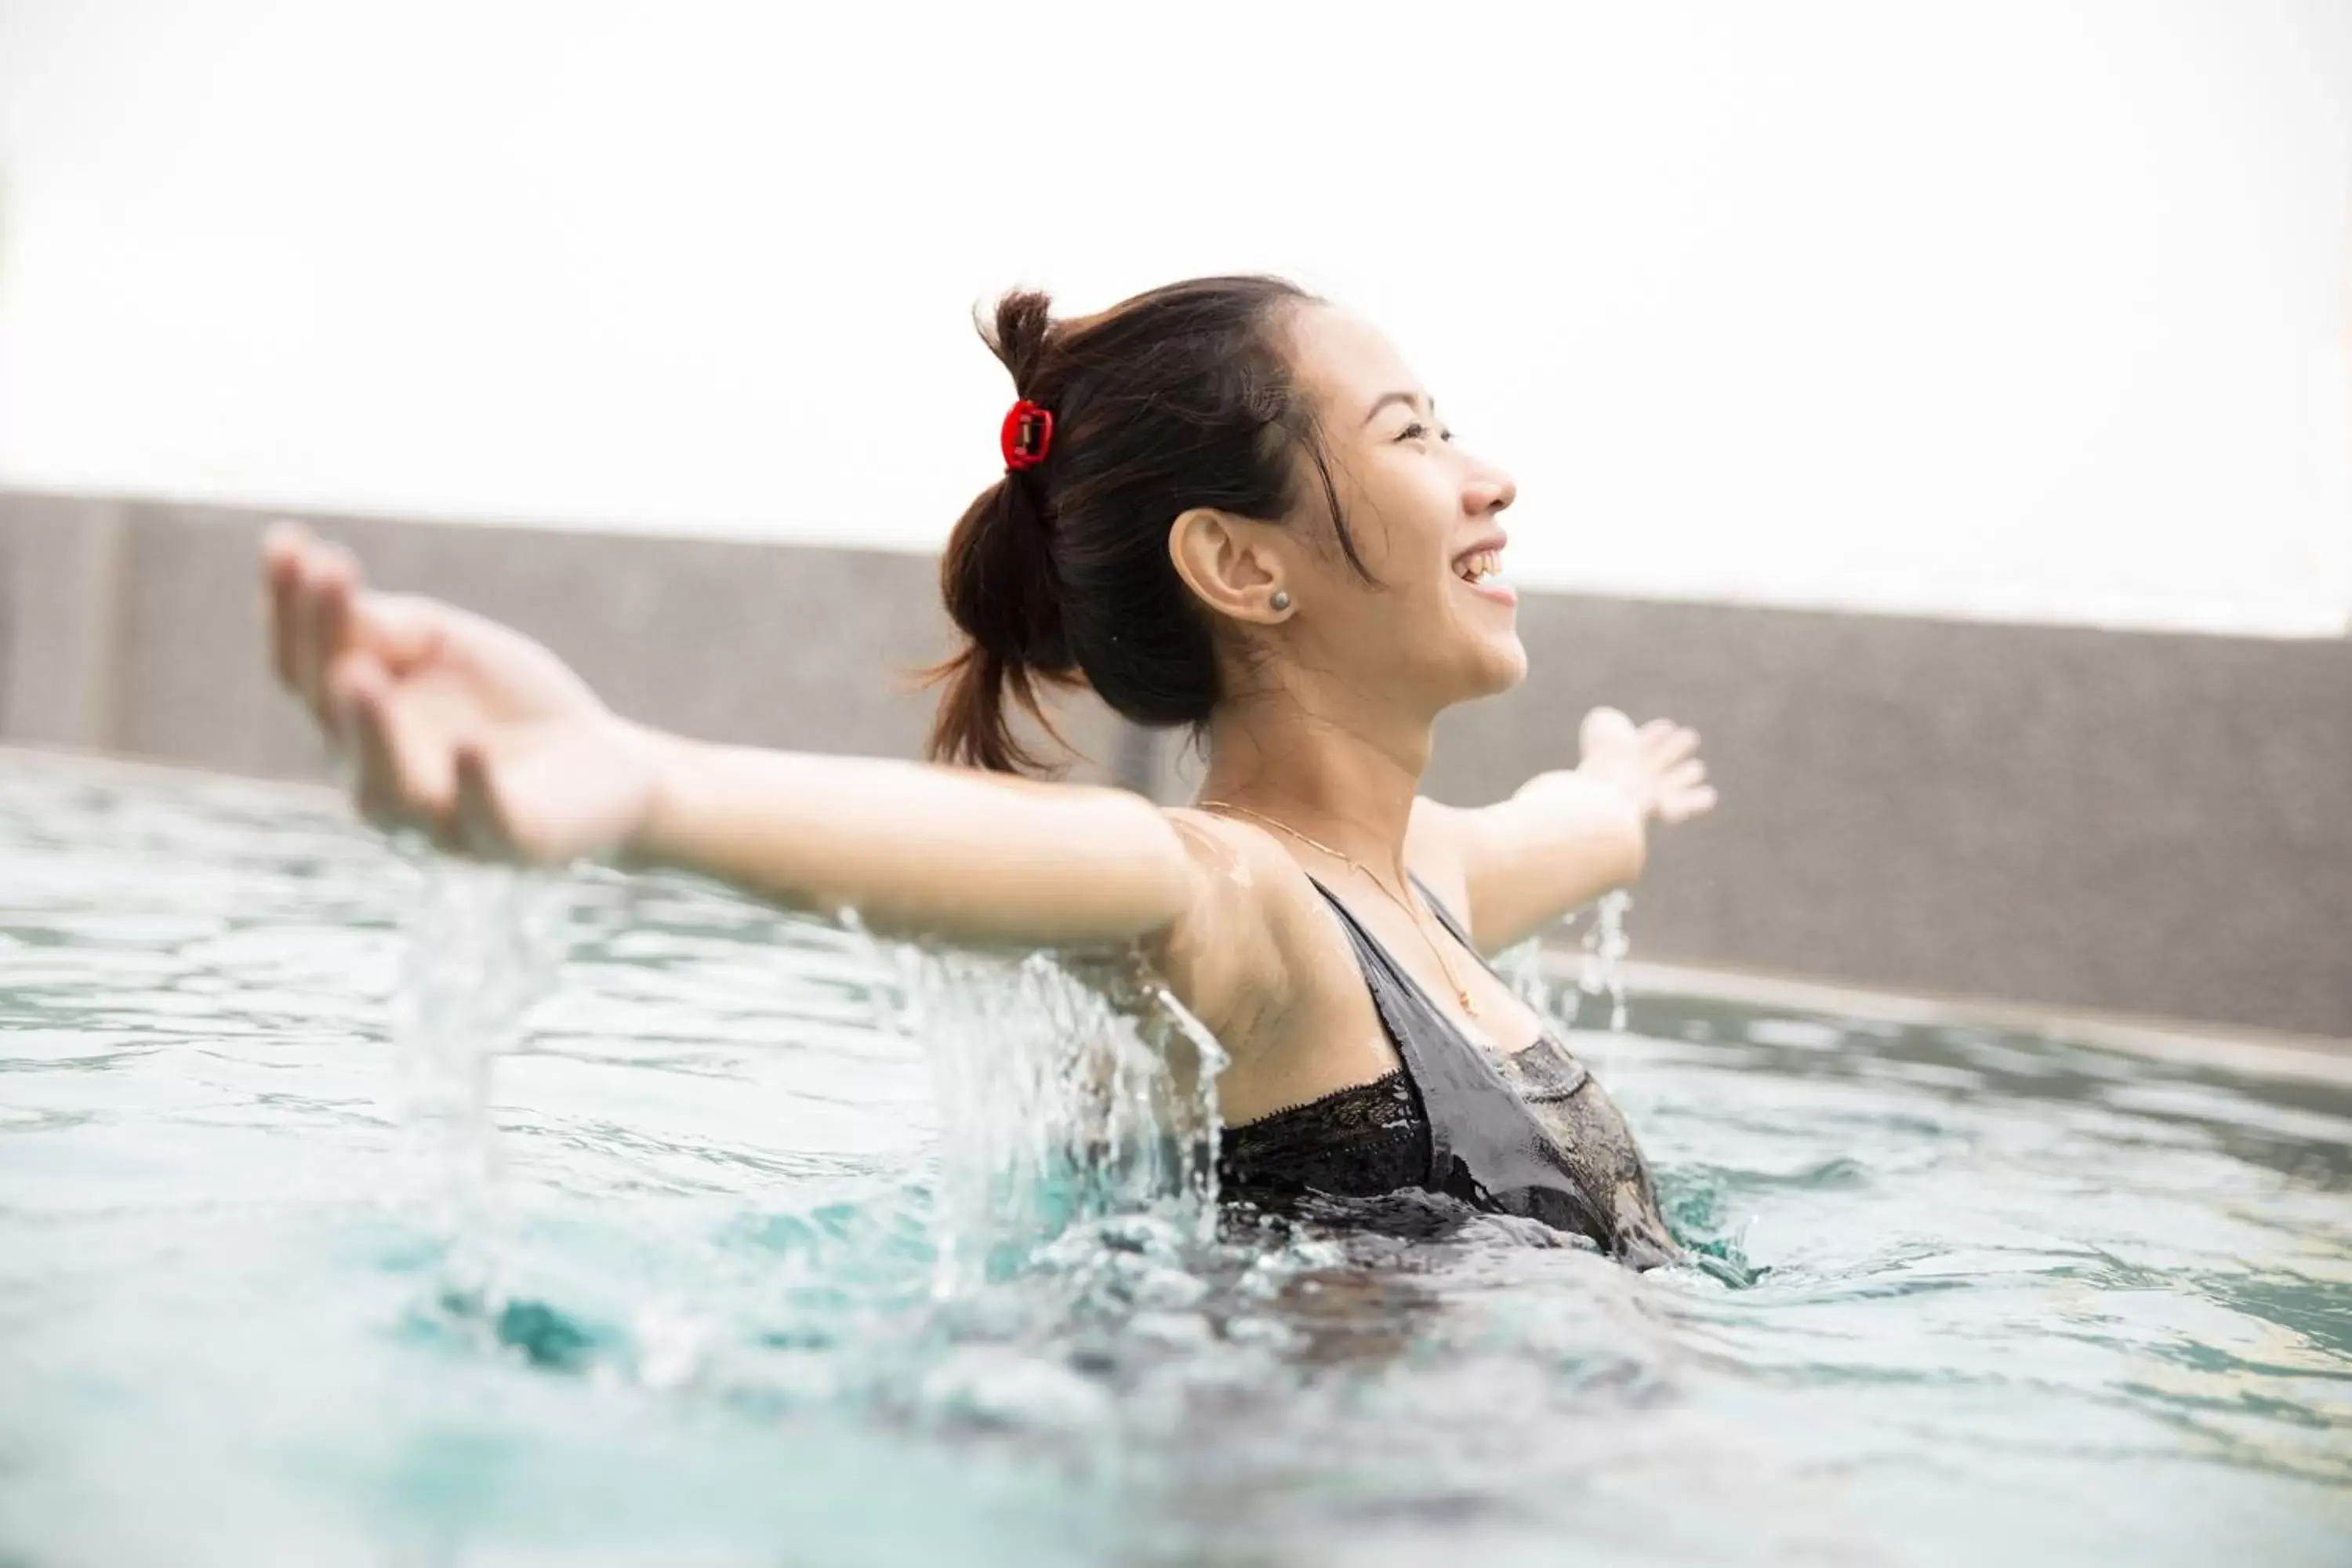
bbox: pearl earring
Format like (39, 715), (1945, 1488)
(1270, 590), (1291, 612)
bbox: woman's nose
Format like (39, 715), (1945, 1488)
(1466, 461), (1517, 517)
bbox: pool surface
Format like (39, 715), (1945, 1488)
(2, 753), (2348, 1565)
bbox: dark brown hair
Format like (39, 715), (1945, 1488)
(927, 274), (1359, 774)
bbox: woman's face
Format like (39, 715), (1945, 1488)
(1274, 303), (1526, 712)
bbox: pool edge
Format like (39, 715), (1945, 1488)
(1578, 953), (2352, 1088)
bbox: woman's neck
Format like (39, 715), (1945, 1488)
(1195, 684), (1435, 882)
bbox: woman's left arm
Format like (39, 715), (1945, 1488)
(1410, 709), (1717, 953)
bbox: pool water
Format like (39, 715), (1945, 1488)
(2, 753), (2348, 1566)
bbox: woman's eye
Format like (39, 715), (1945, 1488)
(1396, 421), (1428, 442)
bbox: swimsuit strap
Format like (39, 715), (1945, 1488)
(1407, 872), (1475, 947)
(1407, 870), (1588, 1093)
(1305, 879), (1454, 1183)
(1306, 877), (1613, 1243)
(1408, 872), (1512, 983)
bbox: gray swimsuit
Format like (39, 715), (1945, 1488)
(1217, 878), (1676, 1268)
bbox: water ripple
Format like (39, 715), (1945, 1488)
(2, 755), (2349, 1566)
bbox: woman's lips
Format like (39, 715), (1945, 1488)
(1463, 573), (1518, 607)
(1453, 543), (1516, 606)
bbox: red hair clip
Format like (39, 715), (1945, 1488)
(1000, 399), (1054, 471)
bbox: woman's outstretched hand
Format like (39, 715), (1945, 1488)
(1432, 706), (1717, 950)
(1571, 707), (1717, 827)
(263, 521), (661, 863)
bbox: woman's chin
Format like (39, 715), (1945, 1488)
(1465, 632), (1530, 697)
(1495, 641), (1532, 692)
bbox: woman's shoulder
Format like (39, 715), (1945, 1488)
(1151, 807), (1345, 1047)
(1157, 805), (1334, 952)
(1162, 804), (1301, 873)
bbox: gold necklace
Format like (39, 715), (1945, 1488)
(1196, 799), (1479, 1018)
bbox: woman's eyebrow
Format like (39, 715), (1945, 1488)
(1360, 390), (1432, 426)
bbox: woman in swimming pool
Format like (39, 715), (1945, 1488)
(263, 276), (1715, 1265)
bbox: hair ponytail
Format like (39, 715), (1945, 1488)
(927, 292), (1076, 774)
(929, 470), (1078, 774)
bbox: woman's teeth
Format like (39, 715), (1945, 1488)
(1457, 550), (1502, 583)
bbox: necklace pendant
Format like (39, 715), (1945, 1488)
(1460, 991), (1479, 1017)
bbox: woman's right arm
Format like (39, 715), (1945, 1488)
(622, 741), (1192, 948)
(263, 524), (1200, 953)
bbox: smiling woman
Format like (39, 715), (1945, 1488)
(262, 274), (1716, 1261)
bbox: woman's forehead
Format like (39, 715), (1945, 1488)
(1287, 305), (1425, 416)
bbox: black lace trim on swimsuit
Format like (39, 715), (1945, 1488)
(1214, 877), (1675, 1266)
(1218, 1069), (1431, 1202)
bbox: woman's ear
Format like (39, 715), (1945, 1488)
(1168, 508), (1295, 625)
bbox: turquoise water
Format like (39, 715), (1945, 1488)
(2, 755), (2348, 1566)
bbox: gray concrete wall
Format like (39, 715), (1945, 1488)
(1417, 596), (2352, 1043)
(0, 492), (131, 751)
(0, 491), (1131, 786)
(4, 487), (2347, 1040)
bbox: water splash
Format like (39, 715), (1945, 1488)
(1495, 932), (1556, 1018)
(867, 935), (1229, 1298)
(387, 855), (569, 1305)
(389, 849), (1228, 1320)
(1575, 889), (1632, 1033)
(1497, 891), (1635, 1033)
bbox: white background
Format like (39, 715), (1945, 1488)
(2, 0), (2347, 635)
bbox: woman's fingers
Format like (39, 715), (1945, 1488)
(292, 546), (349, 724)
(314, 556), (356, 728)
(262, 521), (307, 691)
(284, 538), (369, 727)
(288, 548), (323, 715)
(353, 593), (447, 676)
(333, 655), (406, 829)
(452, 742), (512, 859)
(1661, 758), (1708, 794)
(1658, 784), (1719, 825)
(1653, 746), (1713, 822)
(335, 653), (460, 835)
(1642, 723), (1701, 767)
(265, 524), (452, 696)
(271, 524), (532, 855)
